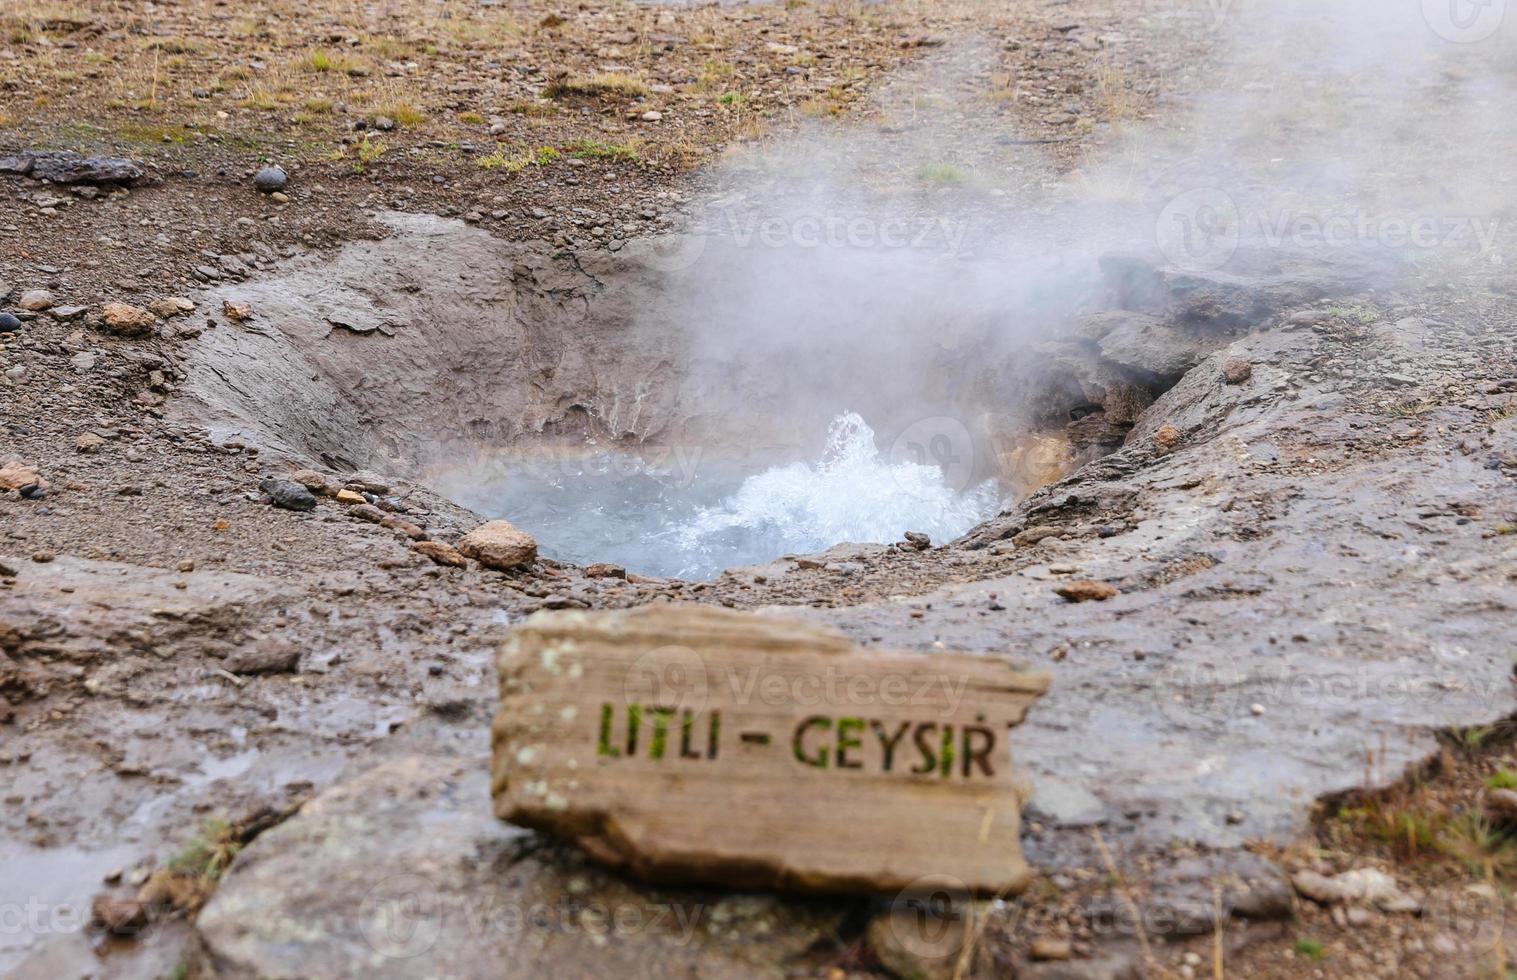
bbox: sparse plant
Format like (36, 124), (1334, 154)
(917, 162), (969, 184)
(1294, 938), (1326, 961)
(375, 102), (426, 127)
(1387, 399), (1435, 419)
(563, 138), (642, 163)
(545, 73), (650, 99)
(458, 111), (484, 124)
(1488, 769), (1517, 789)
(476, 144), (559, 172)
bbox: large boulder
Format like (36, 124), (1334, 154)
(193, 756), (843, 978)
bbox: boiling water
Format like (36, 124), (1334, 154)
(436, 413), (998, 580)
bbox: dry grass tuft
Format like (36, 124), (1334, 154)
(544, 72), (650, 99)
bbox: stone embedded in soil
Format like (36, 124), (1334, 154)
(584, 562), (626, 578)
(412, 540), (467, 568)
(1030, 936), (1074, 961)
(90, 895), (147, 934)
(866, 905), (965, 980)
(196, 756), (843, 978)
(1486, 787), (1517, 823)
(222, 639), (301, 675)
(0, 312), (21, 333)
(458, 519), (537, 569)
(257, 478), (317, 512)
(253, 165), (288, 193)
(289, 469), (331, 494)
(344, 469), (391, 494)
(7, 150), (144, 185)
(1223, 357), (1253, 384)
(1291, 867), (1419, 913)
(101, 301), (157, 336)
(1053, 580), (1118, 603)
(18, 289), (55, 311)
(492, 604), (1050, 895)
(147, 296), (195, 319)
(0, 461), (46, 492)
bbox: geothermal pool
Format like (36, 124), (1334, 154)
(433, 413), (999, 579)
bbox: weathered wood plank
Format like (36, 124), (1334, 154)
(492, 604), (1050, 896)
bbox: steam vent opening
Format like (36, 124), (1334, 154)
(177, 212), (1397, 580)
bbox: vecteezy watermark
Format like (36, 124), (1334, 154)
(1422, 0), (1507, 43)
(1157, 188), (1502, 272)
(634, 206), (977, 273)
(357, 874), (707, 959)
(888, 416), (979, 497)
(621, 645), (978, 718)
(1156, 656), (1512, 727)
(0, 899), (86, 938)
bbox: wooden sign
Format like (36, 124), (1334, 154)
(491, 605), (1050, 896)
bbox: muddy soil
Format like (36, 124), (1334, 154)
(3, 1), (1517, 978)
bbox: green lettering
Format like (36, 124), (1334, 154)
(793, 715), (832, 769)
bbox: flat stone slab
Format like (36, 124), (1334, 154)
(195, 756), (843, 979)
(492, 605), (1049, 895)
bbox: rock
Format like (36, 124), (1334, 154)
(585, 562), (627, 579)
(458, 520), (538, 569)
(0, 313), (20, 334)
(147, 297), (195, 318)
(270, 191), (289, 204)
(76, 432), (105, 454)
(334, 488), (366, 504)
(1030, 936), (1074, 961)
(0, 461), (45, 492)
(18, 289), (54, 311)
(1018, 953), (1140, 980)
(223, 639), (301, 675)
(1054, 580), (1119, 603)
(1292, 867), (1419, 913)
(372, 115), (396, 131)
(902, 531), (932, 551)
(1015, 525), (1064, 547)
(1086, 311), (1206, 381)
(1223, 358), (1253, 384)
(31, 551), (55, 563)
(50, 304), (87, 321)
(101, 301), (157, 336)
(1153, 423), (1180, 453)
(253, 165), (288, 193)
(71, 351), (97, 372)
(1486, 788), (1517, 822)
(866, 905), (965, 980)
(641, 110), (663, 122)
(195, 756), (841, 978)
(90, 894), (147, 934)
(412, 540), (467, 568)
(257, 478), (317, 512)
(344, 470), (391, 494)
(222, 299), (252, 321)
(14, 150), (143, 185)
(289, 469), (331, 495)
(492, 605), (1049, 894)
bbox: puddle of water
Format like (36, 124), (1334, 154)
(0, 842), (138, 972)
(434, 413), (999, 579)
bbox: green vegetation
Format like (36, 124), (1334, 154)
(545, 72), (650, 99)
(563, 138), (642, 162)
(1294, 938), (1326, 961)
(476, 144), (559, 172)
